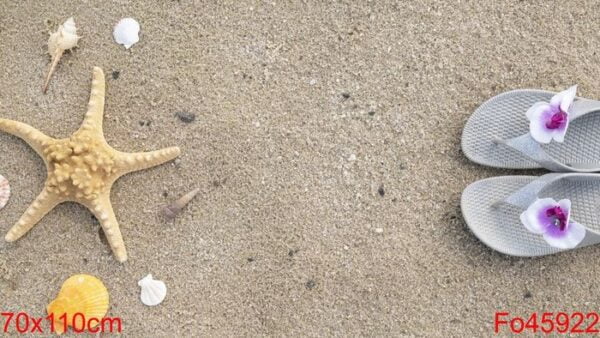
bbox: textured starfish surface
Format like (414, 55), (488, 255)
(0, 67), (180, 262)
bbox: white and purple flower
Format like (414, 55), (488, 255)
(526, 85), (577, 144)
(519, 198), (585, 249)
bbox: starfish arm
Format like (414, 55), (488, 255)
(87, 193), (128, 262)
(115, 147), (181, 175)
(0, 118), (52, 157)
(79, 67), (105, 135)
(5, 188), (61, 242)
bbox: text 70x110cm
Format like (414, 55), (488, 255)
(1, 312), (122, 334)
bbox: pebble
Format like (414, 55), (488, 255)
(375, 228), (383, 234)
(175, 111), (196, 123)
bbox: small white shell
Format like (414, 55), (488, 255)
(48, 17), (80, 56)
(138, 274), (166, 306)
(113, 18), (140, 49)
(0, 175), (10, 210)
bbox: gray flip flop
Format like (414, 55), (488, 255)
(461, 173), (600, 256)
(462, 89), (600, 171)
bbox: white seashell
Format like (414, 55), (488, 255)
(113, 18), (140, 49)
(44, 17), (80, 93)
(138, 274), (166, 306)
(0, 175), (9, 210)
(48, 17), (79, 56)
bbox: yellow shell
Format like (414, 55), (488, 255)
(47, 274), (109, 334)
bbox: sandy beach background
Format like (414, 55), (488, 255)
(1, 1), (600, 336)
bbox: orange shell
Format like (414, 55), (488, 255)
(47, 274), (109, 334)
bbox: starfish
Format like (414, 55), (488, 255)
(0, 67), (180, 262)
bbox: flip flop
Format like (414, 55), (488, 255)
(462, 86), (600, 172)
(461, 173), (600, 256)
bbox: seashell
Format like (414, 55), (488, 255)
(43, 17), (80, 93)
(0, 175), (10, 210)
(47, 274), (109, 334)
(113, 18), (140, 49)
(162, 187), (199, 219)
(138, 274), (167, 306)
(48, 18), (79, 53)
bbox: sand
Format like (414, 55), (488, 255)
(1, 1), (600, 336)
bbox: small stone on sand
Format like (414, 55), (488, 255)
(175, 111), (196, 123)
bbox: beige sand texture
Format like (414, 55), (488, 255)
(1, 1), (600, 336)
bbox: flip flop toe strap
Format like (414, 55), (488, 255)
(503, 173), (565, 209)
(495, 135), (568, 171)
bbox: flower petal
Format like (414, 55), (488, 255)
(550, 121), (569, 142)
(557, 199), (571, 224)
(529, 117), (553, 143)
(550, 85), (577, 113)
(526, 102), (550, 121)
(543, 221), (586, 249)
(520, 198), (556, 234)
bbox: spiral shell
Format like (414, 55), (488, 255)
(0, 175), (10, 210)
(162, 188), (199, 219)
(44, 17), (80, 93)
(47, 274), (109, 334)
(48, 17), (80, 56)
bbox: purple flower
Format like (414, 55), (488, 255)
(519, 198), (585, 249)
(526, 85), (577, 143)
